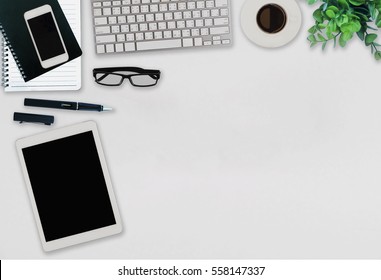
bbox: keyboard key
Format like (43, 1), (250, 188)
(201, 28), (209, 36)
(122, 6), (130, 14)
(106, 44), (115, 52)
(191, 28), (200, 36)
(194, 37), (203, 46)
(94, 17), (108, 25)
(97, 44), (105, 53)
(96, 35), (116, 43)
(215, 0), (228, 7)
(108, 17), (117, 24)
(126, 33), (135, 41)
(136, 33), (144, 40)
(210, 26), (229, 35)
(183, 38), (193, 47)
(163, 31), (172, 38)
(206, 1), (215, 8)
(103, 8), (112, 15)
(93, 8), (102, 16)
(118, 16), (127, 23)
(145, 32), (154, 40)
(113, 7), (121, 15)
(214, 17), (229, 26)
(115, 43), (124, 52)
(154, 31), (163, 39)
(124, 42), (136, 51)
(95, 26), (111, 35)
(137, 39), (182, 50)
(220, 8), (229, 16)
(117, 34), (126, 42)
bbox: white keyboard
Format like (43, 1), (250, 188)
(92, 0), (232, 54)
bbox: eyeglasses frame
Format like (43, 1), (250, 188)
(93, 67), (161, 87)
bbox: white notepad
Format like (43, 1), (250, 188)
(1, 0), (81, 92)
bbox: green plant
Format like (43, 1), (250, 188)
(307, 0), (381, 60)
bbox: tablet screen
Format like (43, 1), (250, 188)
(22, 131), (116, 242)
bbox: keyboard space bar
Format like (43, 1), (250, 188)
(137, 39), (182, 51)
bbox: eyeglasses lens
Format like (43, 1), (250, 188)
(95, 73), (123, 86)
(130, 74), (158, 86)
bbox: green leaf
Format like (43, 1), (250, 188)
(371, 7), (377, 19)
(359, 23), (367, 33)
(338, 0), (350, 9)
(342, 31), (354, 41)
(340, 23), (353, 33)
(308, 34), (317, 43)
(348, 14), (360, 20)
(357, 31), (365, 40)
(326, 31), (334, 39)
(308, 26), (317, 33)
(376, 14), (381, 27)
(327, 5), (339, 13)
(365, 33), (377, 45)
(318, 23), (327, 29)
(317, 33), (326, 41)
(356, 6), (371, 14)
(322, 41), (327, 50)
(311, 41), (318, 48)
(332, 20), (338, 32)
(352, 20), (362, 32)
(339, 33), (348, 47)
(369, 3), (376, 19)
(326, 9), (336, 19)
(354, 12), (370, 22)
(349, 0), (365, 6)
(374, 51), (381, 60)
(313, 9), (324, 22)
(340, 21), (362, 34)
(336, 15), (349, 27)
(307, 0), (318, 4)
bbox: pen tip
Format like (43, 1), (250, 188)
(103, 107), (113, 112)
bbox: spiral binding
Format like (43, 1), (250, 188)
(1, 22), (27, 87)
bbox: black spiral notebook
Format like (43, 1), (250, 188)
(0, 0), (82, 82)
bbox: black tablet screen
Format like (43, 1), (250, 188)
(22, 131), (116, 242)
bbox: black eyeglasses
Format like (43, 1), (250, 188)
(93, 67), (161, 87)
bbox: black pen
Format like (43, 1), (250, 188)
(24, 98), (112, 112)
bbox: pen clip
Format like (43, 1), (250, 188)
(61, 103), (77, 109)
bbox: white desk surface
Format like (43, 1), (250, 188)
(1, 1), (381, 259)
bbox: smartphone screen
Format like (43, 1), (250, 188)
(27, 12), (66, 61)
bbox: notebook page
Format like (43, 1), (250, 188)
(4, 0), (81, 92)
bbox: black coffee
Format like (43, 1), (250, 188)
(257, 4), (287, 34)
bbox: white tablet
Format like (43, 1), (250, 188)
(16, 121), (122, 251)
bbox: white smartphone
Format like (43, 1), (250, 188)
(24, 5), (69, 69)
